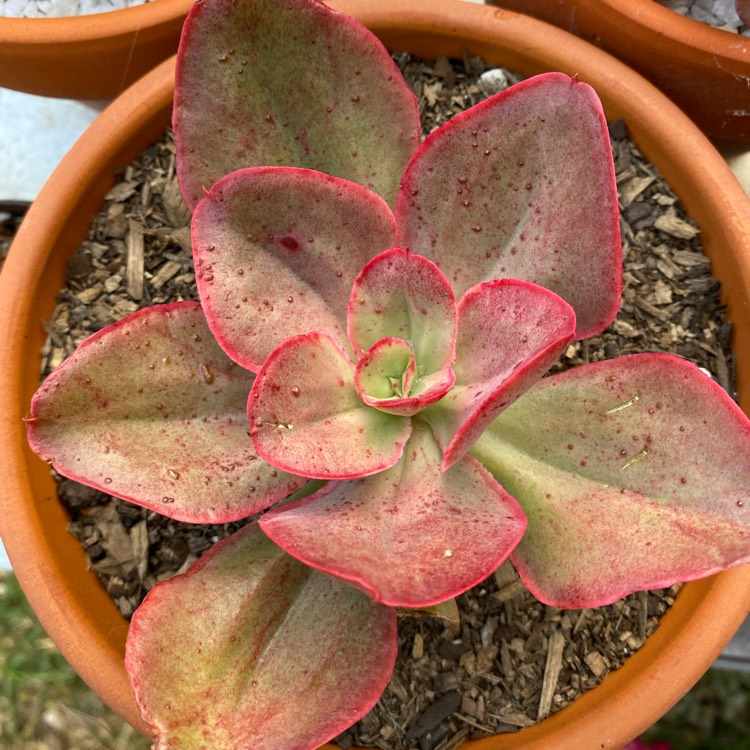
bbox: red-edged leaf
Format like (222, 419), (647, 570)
(174, 0), (420, 209)
(26, 303), (299, 523)
(473, 354), (750, 608)
(126, 522), (397, 750)
(355, 337), (454, 416)
(347, 248), (457, 374)
(193, 167), (397, 371)
(248, 331), (411, 479)
(260, 421), (527, 607)
(425, 280), (575, 470)
(395, 72), (621, 340)
(737, 0), (750, 25)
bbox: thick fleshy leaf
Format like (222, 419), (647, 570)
(26, 303), (298, 523)
(395, 72), (621, 340)
(355, 337), (454, 416)
(425, 279), (575, 470)
(737, 0), (750, 25)
(193, 167), (397, 371)
(126, 522), (397, 750)
(174, 0), (421, 209)
(260, 421), (527, 607)
(348, 248), (457, 374)
(473, 354), (750, 608)
(248, 331), (411, 478)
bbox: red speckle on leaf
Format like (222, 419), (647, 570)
(279, 236), (299, 251)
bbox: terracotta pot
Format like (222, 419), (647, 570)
(0, 0), (192, 99)
(485, 0), (750, 144)
(1, 1), (749, 748)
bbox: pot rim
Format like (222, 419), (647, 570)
(1, 1), (749, 748)
(579, 0), (750, 60)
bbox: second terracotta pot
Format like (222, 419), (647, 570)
(486, 0), (750, 143)
(0, 0), (192, 99)
(1, 1), (749, 749)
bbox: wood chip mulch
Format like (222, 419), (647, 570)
(29, 53), (734, 749)
(0, 201), (30, 274)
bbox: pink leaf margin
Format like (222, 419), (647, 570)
(126, 522), (398, 749)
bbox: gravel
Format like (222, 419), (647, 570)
(655, 0), (750, 33)
(2, 0), (152, 17)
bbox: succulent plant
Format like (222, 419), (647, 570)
(25, 0), (750, 747)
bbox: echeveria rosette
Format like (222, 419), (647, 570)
(349, 249), (458, 414)
(24, 0), (750, 743)
(245, 246), (461, 481)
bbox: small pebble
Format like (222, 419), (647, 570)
(478, 68), (511, 97)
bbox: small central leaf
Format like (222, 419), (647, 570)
(357, 337), (416, 400)
(355, 337), (454, 417)
(388, 375), (407, 398)
(348, 248), (457, 374)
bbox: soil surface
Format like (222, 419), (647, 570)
(37, 54), (734, 750)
